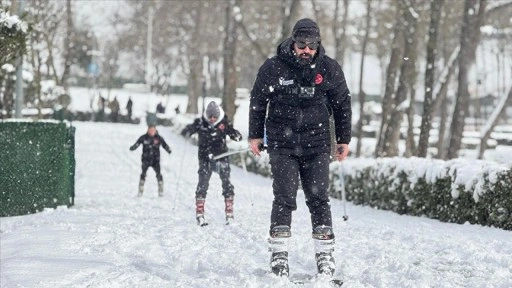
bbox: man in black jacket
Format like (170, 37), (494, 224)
(248, 18), (351, 278)
(130, 125), (172, 197)
(181, 101), (242, 226)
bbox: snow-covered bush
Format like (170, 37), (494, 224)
(329, 158), (512, 230)
(231, 151), (511, 230)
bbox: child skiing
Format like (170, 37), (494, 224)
(181, 101), (243, 226)
(130, 125), (172, 197)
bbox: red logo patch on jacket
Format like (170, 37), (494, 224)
(315, 73), (323, 85)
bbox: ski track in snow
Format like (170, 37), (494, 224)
(1, 121), (511, 288)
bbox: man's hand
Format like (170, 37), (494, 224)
(335, 144), (349, 161)
(249, 138), (264, 156)
(166, 148), (172, 154)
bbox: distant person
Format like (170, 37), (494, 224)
(97, 94), (106, 122)
(174, 105), (181, 115)
(98, 94), (105, 111)
(156, 102), (165, 114)
(181, 101), (242, 226)
(130, 125), (172, 197)
(249, 18), (352, 278)
(109, 96), (120, 122)
(126, 97), (133, 120)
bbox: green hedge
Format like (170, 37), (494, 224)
(328, 158), (512, 230)
(228, 150), (511, 230)
(0, 120), (75, 217)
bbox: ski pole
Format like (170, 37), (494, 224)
(339, 162), (348, 221)
(336, 146), (348, 221)
(239, 150), (254, 206)
(173, 137), (189, 211)
(211, 147), (251, 160)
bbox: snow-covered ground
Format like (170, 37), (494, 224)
(1, 120), (512, 288)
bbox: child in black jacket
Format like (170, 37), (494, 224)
(130, 125), (171, 197)
(181, 101), (242, 225)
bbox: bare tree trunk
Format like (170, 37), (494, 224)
(332, 0), (350, 66)
(60, 0), (73, 92)
(277, 0), (300, 44)
(186, 6), (204, 114)
(417, 0), (444, 157)
(436, 87), (450, 158)
(29, 32), (43, 119)
(187, 55), (202, 114)
(339, 0), (349, 67)
(382, 0), (419, 158)
(477, 87), (512, 159)
(328, 0), (350, 159)
(355, 0), (372, 157)
(44, 36), (60, 85)
(208, 54), (221, 97)
(375, 4), (405, 157)
(222, 0), (240, 121)
(447, 0), (487, 159)
(405, 90), (417, 157)
(311, 0), (318, 21)
(431, 45), (458, 158)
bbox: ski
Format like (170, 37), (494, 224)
(292, 279), (343, 287)
(291, 275), (343, 287)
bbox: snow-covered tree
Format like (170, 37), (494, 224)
(0, 8), (28, 64)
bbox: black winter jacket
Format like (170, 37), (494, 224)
(181, 109), (242, 160)
(130, 133), (171, 163)
(249, 37), (352, 156)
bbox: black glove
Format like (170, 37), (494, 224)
(166, 148), (172, 154)
(129, 145), (136, 151)
(232, 131), (243, 142)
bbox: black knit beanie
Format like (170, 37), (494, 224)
(292, 18), (321, 43)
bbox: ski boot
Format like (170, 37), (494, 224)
(137, 179), (145, 197)
(158, 181), (164, 197)
(225, 196), (234, 224)
(268, 225), (291, 277)
(196, 198), (208, 226)
(313, 226), (336, 277)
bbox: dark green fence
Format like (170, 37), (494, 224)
(0, 121), (75, 217)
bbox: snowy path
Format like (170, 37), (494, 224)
(1, 122), (511, 288)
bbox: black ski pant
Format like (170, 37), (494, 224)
(269, 152), (332, 234)
(195, 157), (234, 199)
(140, 159), (162, 181)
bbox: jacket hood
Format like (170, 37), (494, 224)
(202, 104), (225, 126)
